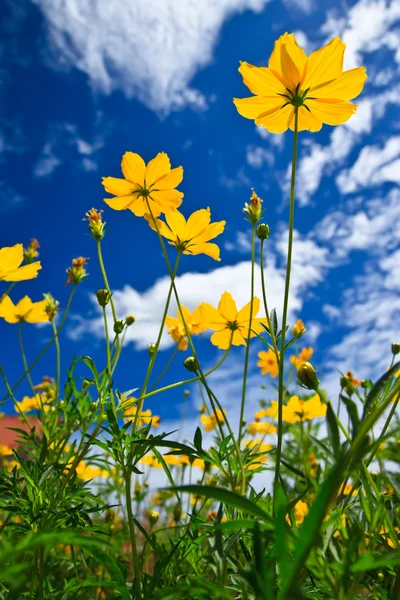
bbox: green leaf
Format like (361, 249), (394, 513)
(193, 426), (202, 452)
(363, 360), (400, 418)
(352, 552), (400, 572)
(326, 402), (341, 457)
(341, 395), (360, 439)
(270, 309), (278, 335)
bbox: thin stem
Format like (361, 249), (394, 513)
(260, 239), (279, 359)
(238, 222), (256, 447)
(102, 305), (112, 378)
(0, 365), (32, 431)
(38, 546), (45, 600)
(275, 107), (299, 487)
(148, 344), (179, 392)
(51, 319), (61, 400)
(18, 322), (36, 395)
(365, 390), (400, 468)
(0, 286), (76, 405)
(124, 471), (142, 600)
(0, 282), (15, 302)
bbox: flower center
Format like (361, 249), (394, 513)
(227, 320), (239, 332)
(277, 83), (316, 112)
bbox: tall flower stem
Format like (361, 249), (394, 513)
(148, 343), (179, 392)
(18, 322), (36, 396)
(51, 319), (61, 400)
(275, 106), (299, 487)
(238, 222), (256, 447)
(365, 391), (400, 467)
(102, 305), (112, 380)
(124, 470), (142, 600)
(260, 239), (279, 358)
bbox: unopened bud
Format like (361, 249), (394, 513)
(113, 320), (124, 335)
(149, 510), (159, 526)
(24, 238), (40, 263)
(125, 314), (136, 326)
(184, 356), (198, 373)
(183, 389), (190, 397)
(256, 223), (270, 241)
(148, 343), (157, 356)
(243, 188), (263, 224)
(297, 361), (319, 390)
(84, 208), (106, 241)
(173, 503), (182, 523)
(96, 289), (111, 307)
(66, 257), (89, 285)
(43, 293), (59, 321)
(392, 343), (400, 356)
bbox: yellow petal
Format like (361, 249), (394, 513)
(218, 292), (237, 322)
(121, 152), (146, 185)
(311, 67), (367, 101)
(129, 197), (153, 217)
(154, 166), (183, 190)
(210, 329), (234, 349)
(149, 189), (183, 212)
(184, 242), (221, 261)
(291, 106), (322, 132)
(232, 329), (246, 346)
(146, 152), (171, 187)
(256, 104), (294, 134)
(0, 296), (18, 323)
(165, 210), (187, 240)
(104, 195), (136, 211)
(285, 36), (308, 80)
(0, 244), (23, 274)
(280, 43), (302, 90)
(1, 262), (41, 282)
(146, 215), (176, 242)
(194, 220), (226, 244)
(307, 99), (357, 126)
(268, 33), (296, 79)
(234, 95), (286, 120)
(302, 37), (345, 89)
(237, 297), (261, 324)
(199, 303), (226, 329)
(25, 300), (48, 324)
(102, 176), (136, 196)
(15, 296), (33, 317)
(184, 209), (211, 240)
(238, 61), (285, 96)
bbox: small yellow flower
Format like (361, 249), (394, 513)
(290, 346), (313, 368)
(122, 399), (160, 428)
(234, 33), (367, 133)
(102, 151), (183, 217)
(292, 319), (306, 337)
(199, 292), (267, 349)
(43, 293), (59, 321)
(0, 444), (12, 456)
(200, 409), (226, 431)
(266, 394), (326, 423)
(146, 208), (226, 261)
(84, 208), (106, 240)
(75, 462), (108, 480)
(66, 257), (89, 285)
(257, 349), (279, 377)
(15, 393), (49, 413)
(247, 421), (277, 436)
(0, 243), (41, 282)
(165, 305), (206, 351)
(139, 454), (163, 469)
(243, 438), (272, 470)
(179, 455), (206, 469)
(0, 296), (49, 324)
(289, 500), (309, 525)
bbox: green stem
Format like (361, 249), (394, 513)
(0, 282), (15, 302)
(148, 344), (179, 392)
(260, 239), (279, 359)
(18, 322), (36, 395)
(275, 107), (299, 487)
(365, 391), (400, 468)
(124, 471), (142, 600)
(238, 222), (256, 447)
(0, 365), (32, 430)
(102, 305), (112, 379)
(51, 319), (61, 400)
(38, 546), (45, 600)
(0, 286), (76, 405)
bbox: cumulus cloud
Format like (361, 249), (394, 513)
(246, 145), (275, 169)
(33, 0), (271, 115)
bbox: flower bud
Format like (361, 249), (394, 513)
(297, 361), (319, 390)
(96, 289), (111, 307)
(84, 208), (106, 241)
(113, 320), (124, 335)
(184, 356), (198, 373)
(43, 293), (59, 321)
(148, 343), (157, 356)
(183, 389), (190, 397)
(392, 343), (400, 355)
(173, 503), (182, 523)
(125, 314), (136, 326)
(24, 238), (40, 263)
(256, 223), (270, 240)
(243, 188), (263, 224)
(149, 510), (159, 526)
(66, 257), (89, 285)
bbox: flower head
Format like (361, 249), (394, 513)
(200, 409), (226, 431)
(266, 394), (326, 423)
(243, 438), (272, 470)
(290, 500), (309, 525)
(85, 208), (106, 240)
(290, 346), (313, 368)
(247, 421), (277, 436)
(24, 239), (40, 263)
(292, 319), (306, 338)
(258, 349), (279, 377)
(43, 293), (59, 321)
(147, 208), (225, 261)
(66, 257), (89, 285)
(234, 33), (367, 133)
(15, 393), (49, 414)
(0, 295), (49, 324)
(243, 188), (263, 223)
(165, 305), (206, 351)
(121, 398), (160, 428)
(102, 151), (183, 218)
(199, 292), (267, 349)
(0, 243), (41, 282)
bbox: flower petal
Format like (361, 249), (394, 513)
(237, 297), (261, 324)
(146, 152), (171, 187)
(25, 300), (49, 324)
(154, 166), (183, 191)
(184, 209), (211, 240)
(104, 194), (137, 211)
(121, 152), (146, 185)
(210, 329), (234, 349)
(199, 303), (226, 329)
(218, 292), (237, 322)
(102, 176), (136, 197)
(149, 189), (183, 212)
(165, 209), (187, 240)
(238, 61), (285, 96)
(0, 244), (23, 274)
(291, 106), (322, 132)
(311, 67), (367, 101)
(234, 95), (285, 120)
(268, 33), (297, 79)
(307, 99), (357, 126)
(146, 215), (176, 242)
(280, 43), (302, 90)
(0, 296), (18, 323)
(302, 37), (345, 89)
(184, 242), (221, 261)
(256, 104), (295, 134)
(1, 262), (41, 282)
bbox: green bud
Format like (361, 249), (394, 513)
(113, 320), (125, 334)
(256, 223), (270, 241)
(149, 510), (159, 526)
(125, 314), (136, 326)
(183, 389), (190, 397)
(148, 343), (157, 356)
(96, 289), (111, 307)
(392, 342), (400, 355)
(173, 503), (182, 523)
(297, 361), (319, 391)
(184, 356), (198, 373)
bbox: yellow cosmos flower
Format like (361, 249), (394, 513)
(139, 454), (163, 469)
(0, 444), (12, 456)
(75, 462), (108, 480)
(147, 208), (226, 261)
(247, 421), (277, 436)
(234, 33), (367, 133)
(266, 393), (326, 423)
(258, 349), (279, 377)
(199, 292), (267, 349)
(290, 346), (314, 368)
(200, 408), (226, 431)
(0, 295), (49, 324)
(288, 500), (309, 525)
(165, 305), (206, 351)
(102, 151), (183, 217)
(0, 243), (41, 282)
(243, 438), (272, 470)
(122, 399), (160, 427)
(15, 393), (49, 414)
(292, 319), (306, 337)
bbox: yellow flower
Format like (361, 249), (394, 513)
(0, 296), (49, 324)
(122, 399), (160, 427)
(199, 292), (267, 349)
(289, 500), (309, 525)
(66, 257), (89, 285)
(165, 305), (206, 351)
(266, 394), (326, 423)
(234, 33), (367, 133)
(0, 444), (12, 456)
(0, 243), (41, 282)
(247, 421), (277, 436)
(257, 349), (279, 377)
(200, 409), (226, 431)
(146, 208), (226, 261)
(290, 346), (313, 368)
(139, 454), (163, 469)
(102, 151), (183, 217)
(15, 393), (49, 413)
(179, 455), (206, 469)
(243, 438), (272, 470)
(292, 319), (306, 337)
(75, 462), (108, 480)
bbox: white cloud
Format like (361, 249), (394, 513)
(0, 181), (26, 212)
(246, 144), (275, 169)
(282, 0), (314, 13)
(33, 0), (271, 115)
(256, 126), (285, 151)
(336, 136), (400, 194)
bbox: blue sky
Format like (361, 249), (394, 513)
(1, 0), (399, 432)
